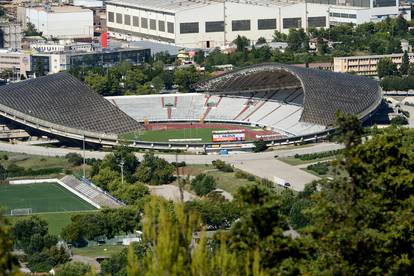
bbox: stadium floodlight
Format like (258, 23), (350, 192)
(11, 208), (32, 216)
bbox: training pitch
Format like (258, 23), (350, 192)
(0, 182), (96, 214)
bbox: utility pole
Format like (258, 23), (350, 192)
(119, 159), (125, 185)
(82, 135), (86, 179)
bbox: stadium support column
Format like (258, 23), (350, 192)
(223, 0), (227, 46)
(83, 135), (86, 179)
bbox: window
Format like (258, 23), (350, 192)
(141, 17), (148, 28)
(258, 19), (276, 30)
(150, 19), (156, 30)
(308, 16), (326, 28)
(133, 16), (139, 27)
(232, 20), (250, 31)
(116, 13), (123, 24)
(332, 13), (341, 17)
(159, 21), (165, 32)
(373, 0), (396, 7)
(349, 14), (357, 19)
(108, 12), (114, 23)
(167, 22), (174, 33)
(124, 15), (131, 25)
(180, 22), (199, 34)
(206, 21), (224, 32)
(283, 18), (301, 29)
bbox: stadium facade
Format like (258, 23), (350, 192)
(106, 0), (407, 48)
(0, 64), (381, 150)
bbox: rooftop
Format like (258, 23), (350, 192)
(28, 5), (92, 13)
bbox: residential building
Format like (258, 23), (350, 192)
(0, 49), (31, 78)
(334, 53), (414, 76)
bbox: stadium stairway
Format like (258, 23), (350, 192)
(60, 176), (124, 209)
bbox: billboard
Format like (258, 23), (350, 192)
(212, 130), (245, 142)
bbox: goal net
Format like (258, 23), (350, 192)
(10, 208), (32, 216)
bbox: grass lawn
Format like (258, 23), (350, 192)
(121, 127), (229, 143)
(72, 245), (126, 258)
(8, 210), (98, 236)
(0, 182), (97, 214)
(206, 170), (257, 195)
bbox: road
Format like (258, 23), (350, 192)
(0, 141), (342, 191)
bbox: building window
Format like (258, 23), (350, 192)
(108, 12), (114, 23)
(150, 19), (156, 30)
(206, 21), (224, 32)
(159, 21), (165, 32)
(141, 17), (148, 29)
(258, 19), (276, 30)
(373, 0), (396, 7)
(133, 16), (139, 27)
(349, 14), (357, 19)
(124, 15), (131, 25)
(308, 16), (326, 28)
(180, 22), (199, 34)
(232, 20), (250, 31)
(283, 18), (301, 29)
(116, 13), (123, 24)
(167, 22), (174, 34)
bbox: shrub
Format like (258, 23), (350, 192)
(307, 162), (329, 175)
(253, 139), (268, 152)
(212, 160), (233, 172)
(390, 115), (408, 126)
(65, 153), (83, 166)
(191, 174), (217, 196)
(294, 150), (342, 161)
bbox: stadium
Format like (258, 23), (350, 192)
(0, 63), (381, 151)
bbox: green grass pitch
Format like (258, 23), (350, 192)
(122, 127), (247, 142)
(0, 182), (97, 214)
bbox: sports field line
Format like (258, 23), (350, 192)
(5, 209), (99, 216)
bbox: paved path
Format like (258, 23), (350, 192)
(0, 142), (342, 191)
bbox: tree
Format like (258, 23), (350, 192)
(287, 28), (309, 52)
(84, 72), (108, 95)
(377, 57), (398, 78)
(0, 214), (20, 275)
(256, 37), (267, 45)
(12, 216), (48, 252)
(253, 139), (268, 152)
(113, 182), (150, 205)
(306, 126), (414, 274)
(91, 167), (120, 191)
(191, 174), (217, 196)
(400, 51), (410, 75)
(55, 262), (92, 276)
(173, 67), (200, 92)
(135, 153), (175, 185)
(24, 22), (42, 36)
(273, 31), (287, 42)
(65, 153), (83, 166)
(390, 115), (408, 125)
(0, 163), (7, 181)
(233, 35), (249, 52)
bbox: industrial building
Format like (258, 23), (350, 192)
(18, 5), (94, 40)
(106, 0), (406, 48)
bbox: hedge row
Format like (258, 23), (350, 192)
(294, 150), (342, 161)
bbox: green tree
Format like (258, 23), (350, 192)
(400, 50), (410, 75)
(24, 22), (42, 36)
(12, 216), (48, 252)
(65, 153), (83, 166)
(190, 174), (217, 196)
(377, 57), (398, 78)
(135, 153), (174, 185)
(233, 35), (250, 52)
(390, 115), (408, 125)
(113, 182), (150, 205)
(91, 167), (120, 191)
(173, 67), (200, 92)
(253, 139), (268, 152)
(273, 31), (287, 42)
(55, 262), (92, 276)
(84, 72), (108, 94)
(0, 214), (20, 275)
(287, 28), (309, 52)
(0, 163), (7, 181)
(256, 37), (267, 45)
(307, 126), (414, 274)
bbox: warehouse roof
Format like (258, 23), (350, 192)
(194, 63), (382, 126)
(0, 73), (142, 135)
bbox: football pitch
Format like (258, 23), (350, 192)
(0, 182), (96, 214)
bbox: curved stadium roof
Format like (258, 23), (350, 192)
(194, 63), (382, 126)
(0, 73), (141, 136)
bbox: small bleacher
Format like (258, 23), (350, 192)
(60, 175), (124, 209)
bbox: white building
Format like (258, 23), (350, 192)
(24, 6), (94, 39)
(30, 41), (93, 53)
(106, 0), (405, 49)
